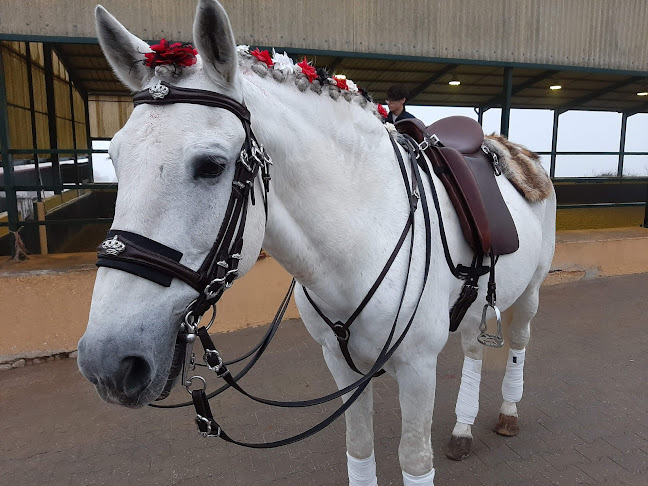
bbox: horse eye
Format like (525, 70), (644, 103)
(194, 156), (226, 179)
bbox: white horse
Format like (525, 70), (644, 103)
(78, 1), (556, 484)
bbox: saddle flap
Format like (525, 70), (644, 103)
(429, 146), (519, 256)
(426, 116), (484, 154)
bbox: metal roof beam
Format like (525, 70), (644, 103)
(481, 69), (559, 111)
(326, 57), (344, 73)
(557, 76), (644, 114)
(625, 101), (648, 117)
(408, 64), (456, 102)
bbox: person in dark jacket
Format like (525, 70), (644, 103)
(384, 84), (417, 124)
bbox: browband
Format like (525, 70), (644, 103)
(133, 80), (251, 123)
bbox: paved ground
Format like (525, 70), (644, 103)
(1, 273), (648, 485)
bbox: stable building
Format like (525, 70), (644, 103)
(1, 0), (648, 256)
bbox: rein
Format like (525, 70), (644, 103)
(95, 80), (433, 447)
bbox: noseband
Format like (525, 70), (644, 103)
(96, 81), (272, 321)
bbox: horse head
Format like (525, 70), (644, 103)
(78, 0), (267, 407)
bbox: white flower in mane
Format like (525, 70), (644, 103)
(271, 50), (295, 75)
(236, 45), (250, 55)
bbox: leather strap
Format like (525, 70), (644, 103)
(133, 81), (251, 122)
(187, 134), (435, 448)
(97, 82), (270, 319)
(301, 135), (420, 376)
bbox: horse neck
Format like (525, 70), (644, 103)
(242, 73), (409, 301)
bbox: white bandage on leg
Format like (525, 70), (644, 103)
(455, 356), (483, 425)
(501, 348), (526, 403)
(402, 468), (436, 485)
(347, 451), (378, 486)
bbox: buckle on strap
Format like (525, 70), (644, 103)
(419, 133), (441, 152)
(195, 414), (221, 438)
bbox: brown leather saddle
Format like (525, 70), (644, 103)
(395, 116), (519, 339)
(395, 116), (518, 257)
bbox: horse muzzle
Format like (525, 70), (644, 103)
(77, 338), (166, 408)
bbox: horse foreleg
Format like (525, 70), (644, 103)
(446, 324), (484, 461)
(396, 357), (438, 485)
(494, 284), (538, 437)
(322, 346), (377, 486)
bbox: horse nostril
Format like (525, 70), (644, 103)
(116, 356), (152, 395)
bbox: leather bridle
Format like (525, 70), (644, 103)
(94, 81), (433, 448)
(97, 80), (271, 323)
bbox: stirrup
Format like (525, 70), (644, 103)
(477, 303), (504, 348)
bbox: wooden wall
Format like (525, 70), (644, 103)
(1, 41), (87, 163)
(88, 95), (133, 139)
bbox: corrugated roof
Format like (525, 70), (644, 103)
(54, 43), (648, 113)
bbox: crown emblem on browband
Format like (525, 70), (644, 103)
(149, 81), (169, 99)
(101, 235), (126, 255)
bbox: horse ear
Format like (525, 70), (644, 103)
(193, 0), (239, 86)
(95, 5), (153, 91)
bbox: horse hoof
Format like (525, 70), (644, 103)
(445, 435), (472, 461)
(494, 413), (520, 437)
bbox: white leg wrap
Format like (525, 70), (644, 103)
(501, 348), (526, 403)
(347, 451), (378, 486)
(402, 468), (435, 486)
(455, 356), (482, 425)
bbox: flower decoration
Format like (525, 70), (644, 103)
(334, 75), (348, 91)
(316, 68), (330, 86)
(251, 48), (274, 67)
(236, 45), (251, 55)
(377, 104), (388, 118)
(144, 39), (198, 68)
(272, 50), (295, 74)
(346, 79), (359, 93)
(297, 57), (318, 83)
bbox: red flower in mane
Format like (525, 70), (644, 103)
(144, 39), (198, 68)
(377, 104), (388, 118)
(297, 57), (317, 83)
(251, 48), (274, 67)
(334, 76), (348, 90)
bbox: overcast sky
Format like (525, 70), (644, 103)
(92, 107), (648, 181)
(406, 106), (648, 178)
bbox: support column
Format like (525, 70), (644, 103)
(84, 93), (94, 182)
(550, 110), (560, 178)
(68, 80), (79, 185)
(477, 106), (484, 126)
(43, 44), (62, 194)
(617, 112), (629, 178)
(500, 67), (513, 137)
(0, 45), (20, 258)
(25, 42), (43, 202)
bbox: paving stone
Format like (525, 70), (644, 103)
(1, 274), (648, 485)
(610, 448), (648, 474)
(540, 464), (596, 485)
(540, 448), (591, 471)
(575, 438), (622, 461)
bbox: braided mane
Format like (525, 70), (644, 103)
(236, 46), (385, 120)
